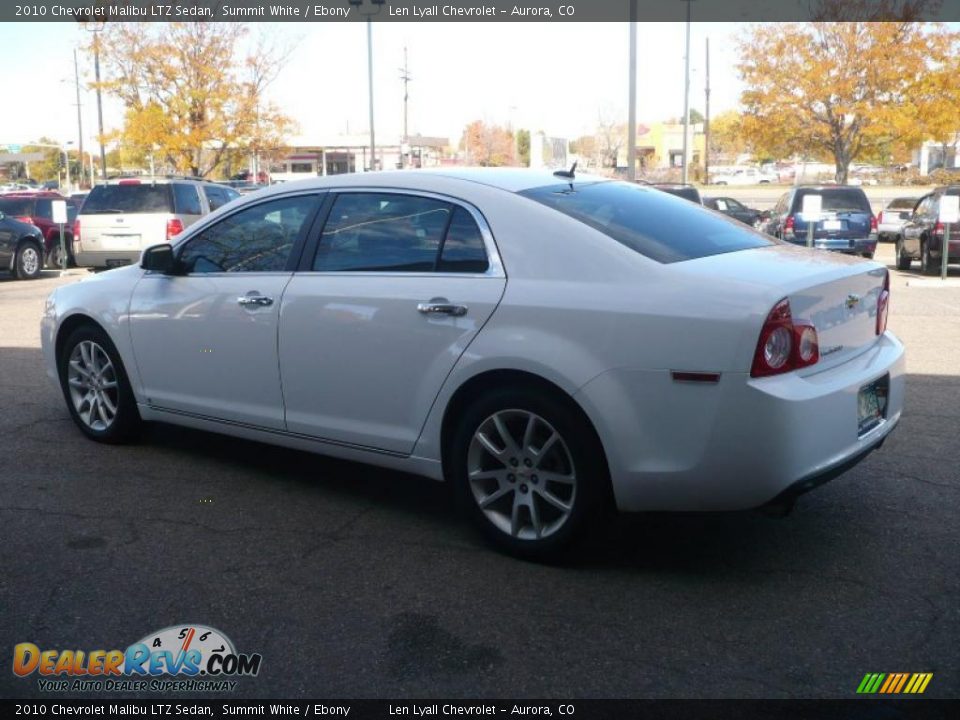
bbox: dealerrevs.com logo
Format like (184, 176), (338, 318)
(13, 624), (262, 692)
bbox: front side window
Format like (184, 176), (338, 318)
(178, 194), (318, 273)
(521, 181), (773, 264)
(313, 193), (452, 272)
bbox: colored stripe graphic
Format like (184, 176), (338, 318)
(857, 673), (932, 694)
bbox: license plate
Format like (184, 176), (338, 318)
(858, 375), (889, 436)
(823, 220), (842, 230)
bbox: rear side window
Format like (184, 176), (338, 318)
(438, 207), (489, 273)
(173, 184), (202, 215)
(314, 193), (452, 272)
(82, 185), (172, 214)
(791, 188), (871, 214)
(520, 182), (773, 264)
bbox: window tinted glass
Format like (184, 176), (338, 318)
(314, 193), (451, 272)
(520, 182), (773, 264)
(791, 188), (871, 213)
(203, 186), (233, 211)
(173, 184), (202, 215)
(179, 194), (317, 273)
(438, 207), (489, 273)
(83, 185), (172, 214)
(34, 199), (52, 219)
(889, 198), (917, 210)
(0, 198), (34, 216)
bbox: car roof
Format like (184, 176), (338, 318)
(101, 176), (215, 186)
(1, 191), (65, 198)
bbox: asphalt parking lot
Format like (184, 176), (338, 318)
(1, 243), (957, 700)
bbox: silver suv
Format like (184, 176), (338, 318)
(73, 177), (240, 269)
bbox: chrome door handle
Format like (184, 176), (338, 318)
(237, 295), (273, 307)
(417, 302), (467, 317)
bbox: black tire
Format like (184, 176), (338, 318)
(448, 385), (608, 559)
(921, 239), (938, 276)
(47, 239), (75, 270)
(57, 324), (142, 444)
(13, 240), (43, 280)
(862, 252), (874, 260)
(895, 238), (912, 271)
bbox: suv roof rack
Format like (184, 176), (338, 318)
(105, 174), (209, 182)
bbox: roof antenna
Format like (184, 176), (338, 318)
(553, 161), (577, 179)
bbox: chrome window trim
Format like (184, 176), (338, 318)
(309, 186), (505, 279)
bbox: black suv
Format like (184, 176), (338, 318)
(894, 186), (960, 274)
(760, 186), (878, 258)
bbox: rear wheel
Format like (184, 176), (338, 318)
(57, 325), (142, 443)
(449, 386), (607, 559)
(47, 238), (74, 270)
(895, 237), (912, 271)
(14, 241), (42, 279)
(921, 239), (938, 276)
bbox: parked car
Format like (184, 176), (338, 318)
(72, 177), (239, 269)
(0, 209), (45, 279)
(41, 169), (904, 557)
(877, 197), (919, 243)
(710, 166), (776, 185)
(703, 196), (767, 228)
(760, 186), (878, 259)
(0, 191), (79, 268)
(652, 183), (702, 204)
(894, 186), (960, 274)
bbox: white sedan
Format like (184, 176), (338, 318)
(40, 169), (905, 557)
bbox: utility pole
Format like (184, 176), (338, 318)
(399, 46), (411, 169)
(681, 0), (693, 185)
(73, 49), (84, 189)
(627, 0), (637, 181)
(91, 27), (107, 180)
(704, 36), (710, 186)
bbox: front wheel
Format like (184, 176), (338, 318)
(58, 325), (142, 443)
(895, 238), (911, 271)
(14, 241), (43, 279)
(449, 386), (607, 559)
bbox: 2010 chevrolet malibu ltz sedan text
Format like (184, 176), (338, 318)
(40, 169), (905, 557)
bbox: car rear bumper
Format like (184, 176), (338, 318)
(73, 248), (139, 269)
(787, 235), (877, 254)
(574, 331), (905, 512)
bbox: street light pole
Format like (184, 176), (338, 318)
(351, 1), (385, 172)
(73, 50), (85, 188)
(681, 0), (693, 185)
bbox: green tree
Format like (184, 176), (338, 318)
(516, 129), (531, 167)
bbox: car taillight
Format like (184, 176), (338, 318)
(73, 218), (80, 243)
(118, 179), (141, 185)
(876, 270), (890, 336)
(750, 298), (820, 378)
(784, 215), (795, 233)
(166, 218), (184, 241)
(877, 211), (883, 225)
(870, 215), (878, 232)
(934, 221), (944, 236)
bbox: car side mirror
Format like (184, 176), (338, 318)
(141, 244), (177, 273)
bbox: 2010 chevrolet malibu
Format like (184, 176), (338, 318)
(41, 169), (905, 556)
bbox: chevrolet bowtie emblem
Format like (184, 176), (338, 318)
(846, 294), (861, 309)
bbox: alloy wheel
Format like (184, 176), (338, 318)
(67, 340), (120, 431)
(467, 409), (577, 541)
(21, 246), (40, 276)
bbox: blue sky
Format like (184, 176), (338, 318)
(0, 21), (748, 148)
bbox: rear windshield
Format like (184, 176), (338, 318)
(82, 184), (172, 214)
(0, 198), (33, 215)
(520, 181), (773, 264)
(792, 188), (871, 214)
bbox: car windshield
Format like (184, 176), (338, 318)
(794, 188), (872, 213)
(520, 181), (774, 264)
(83, 184), (172, 214)
(0, 198), (33, 216)
(888, 198), (917, 209)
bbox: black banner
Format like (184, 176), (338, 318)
(6, 0), (960, 23)
(2, 700), (959, 720)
